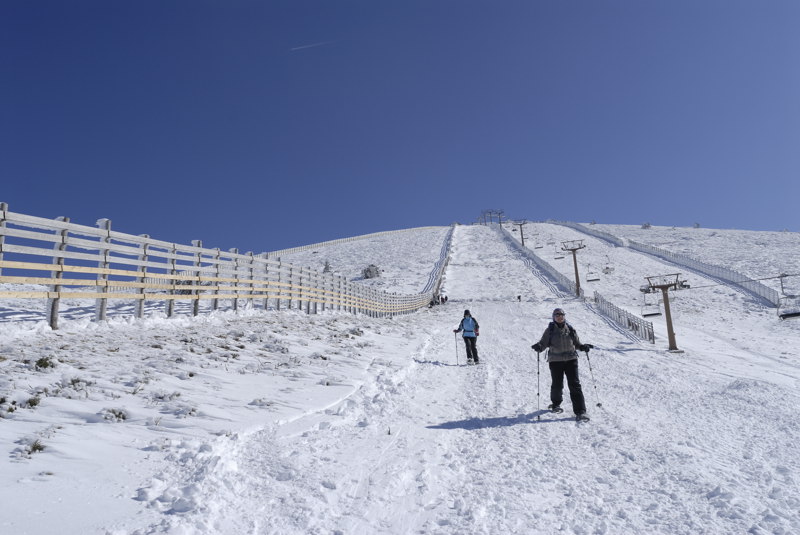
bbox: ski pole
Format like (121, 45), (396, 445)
(454, 332), (460, 366)
(583, 348), (602, 407)
(536, 350), (541, 420)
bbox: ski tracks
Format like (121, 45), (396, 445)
(130, 225), (800, 535)
(144, 315), (472, 534)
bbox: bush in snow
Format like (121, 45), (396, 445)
(100, 408), (129, 422)
(35, 356), (56, 370)
(362, 264), (381, 279)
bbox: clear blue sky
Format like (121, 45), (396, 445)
(3, 1), (799, 253)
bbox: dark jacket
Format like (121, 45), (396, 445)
(536, 321), (582, 362)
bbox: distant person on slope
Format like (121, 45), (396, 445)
(454, 309), (480, 365)
(531, 308), (593, 421)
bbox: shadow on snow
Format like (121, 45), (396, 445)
(426, 410), (575, 430)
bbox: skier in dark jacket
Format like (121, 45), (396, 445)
(532, 308), (593, 421)
(454, 309), (480, 365)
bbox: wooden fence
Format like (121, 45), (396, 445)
(550, 219), (781, 307)
(0, 203), (434, 329)
(497, 224), (655, 343)
(593, 291), (655, 343)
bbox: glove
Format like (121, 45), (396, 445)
(453, 329), (458, 333)
(532, 343), (542, 352)
(475, 330), (479, 336)
(579, 344), (594, 352)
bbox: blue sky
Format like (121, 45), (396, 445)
(3, 1), (799, 254)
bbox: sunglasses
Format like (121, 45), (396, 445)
(554, 312), (565, 317)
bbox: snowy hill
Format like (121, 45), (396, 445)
(2, 223), (799, 534)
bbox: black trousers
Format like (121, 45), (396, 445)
(549, 359), (586, 414)
(462, 337), (478, 362)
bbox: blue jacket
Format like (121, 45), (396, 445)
(456, 316), (479, 338)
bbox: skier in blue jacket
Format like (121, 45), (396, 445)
(454, 309), (480, 365)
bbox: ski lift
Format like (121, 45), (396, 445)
(602, 255), (614, 275)
(553, 245), (564, 260)
(640, 285), (662, 317)
(778, 274), (800, 320)
(586, 264), (600, 282)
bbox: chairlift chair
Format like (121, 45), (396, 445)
(778, 300), (800, 320)
(640, 285), (662, 317)
(778, 275), (800, 320)
(586, 264), (600, 282)
(602, 256), (614, 274)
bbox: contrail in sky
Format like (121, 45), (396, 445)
(290, 40), (337, 52)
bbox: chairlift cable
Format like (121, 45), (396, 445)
(681, 272), (800, 291)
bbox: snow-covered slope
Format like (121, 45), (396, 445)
(2, 223), (799, 534)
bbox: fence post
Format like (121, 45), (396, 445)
(95, 218), (112, 321)
(136, 235), (149, 318)
(275, 259), (282, 310)
(247, 252), (255, 310)
(166, 244), (177, 318)
(298, 267), (305, 313)
(321, 272), (328, 313)
(46, 216), (69, 330)
(288, 265), (293, 310)
(191, 240), (203, 316)
(312, 269), (318, 314)
(229, 248), (239, 312)
(0, 202), (7, 277)
(260, 254), (269, 310)
(306, 268), (312, 314)
(212, 248), (221, 311)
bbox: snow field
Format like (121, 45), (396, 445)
(1, 223), (799, 534)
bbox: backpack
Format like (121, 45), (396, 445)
(461, 317), (477, 333)
(548, 321), (576, 343)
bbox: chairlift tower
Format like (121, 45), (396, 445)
(513, 220), (528, 247)
(480, 209), (504, 225)
(645, 273), (682, 351)
(561, 240), (586, 297)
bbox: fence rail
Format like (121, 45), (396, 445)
(547, 220), (626, 247)
(498, 224), (656, 343)
(265, 226), (446, 258)
(626, 240), (781, 306)
(594, 292), (655, 343)
(547, 220), (781, 307)
(496, 224), (583, 299)
(0, 203), (439, 329)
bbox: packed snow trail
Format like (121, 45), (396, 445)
(134, 224), (800, 535)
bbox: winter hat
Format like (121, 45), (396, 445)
(463, 309), (471, 316)
(552, 308), (566, 320)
